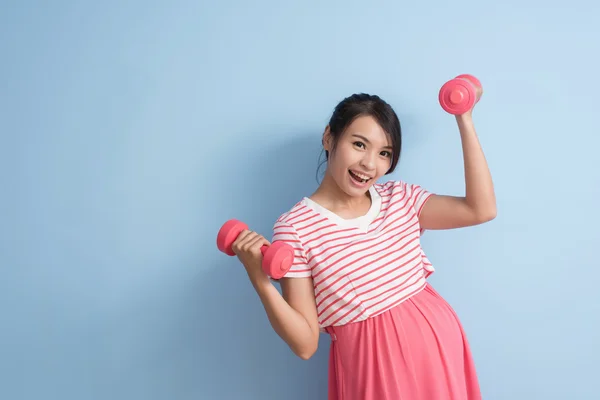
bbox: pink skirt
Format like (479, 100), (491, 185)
(325, 283), (482, 400)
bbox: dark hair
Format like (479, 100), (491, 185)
(316, 93), (402, 182)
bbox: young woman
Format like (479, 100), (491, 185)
(232, 89), (495, 399)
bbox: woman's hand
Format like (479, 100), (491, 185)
(231, 229), (270, 279)
(459, 82), (483, 120)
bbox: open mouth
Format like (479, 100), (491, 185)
(349, 169), (372, 184)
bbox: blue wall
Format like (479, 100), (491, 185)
(2, 1), (599, 399)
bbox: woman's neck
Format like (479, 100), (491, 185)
(309, 172), (372, 218)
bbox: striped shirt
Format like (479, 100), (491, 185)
(271, 180), (435, 329)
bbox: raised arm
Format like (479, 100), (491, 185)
(251, 273), (320, 360)
(419, 108), (497, 230)
(232, 230), (320, 360)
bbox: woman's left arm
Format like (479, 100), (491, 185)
(419, 112), (497, 230)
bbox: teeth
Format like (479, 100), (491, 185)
(350, 170), (371, 183)
(351, 170), (371, 180)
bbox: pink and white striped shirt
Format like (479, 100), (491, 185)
(271, 180), (435, 329)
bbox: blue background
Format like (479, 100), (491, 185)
(2, 1), (599, 399)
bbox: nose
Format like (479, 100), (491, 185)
(360, 152), (376, 170)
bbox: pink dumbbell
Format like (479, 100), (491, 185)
(216, 219), (295, 279)
(438, 74), (482, 115)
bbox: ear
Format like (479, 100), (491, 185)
(322, 125), (332, 151)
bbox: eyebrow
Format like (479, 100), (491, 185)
(351, 134), (393, 149)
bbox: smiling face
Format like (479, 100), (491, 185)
(323, 115), (394, 197)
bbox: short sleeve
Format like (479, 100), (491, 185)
(401, 182), (434, 235)
(271, 220), (311, 278)
(407, 183), (434, 217)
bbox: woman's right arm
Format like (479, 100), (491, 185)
(232, 229), (320, 360)
(249, 272), (320, 360)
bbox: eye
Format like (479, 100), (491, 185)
(353, 141), (366, 149)
(380, 151), (392, 158)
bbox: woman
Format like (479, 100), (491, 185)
(232, 88), (495, 399)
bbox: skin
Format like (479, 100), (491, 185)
(232, 86), (496, 360)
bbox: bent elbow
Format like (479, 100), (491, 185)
(294, 341), (318, 360)
(477, 207), (497, 223)
(297, 349), (316, 360)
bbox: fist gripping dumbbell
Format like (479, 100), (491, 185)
(438, 74), (482, 115)
(216, 219), (295, 279)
